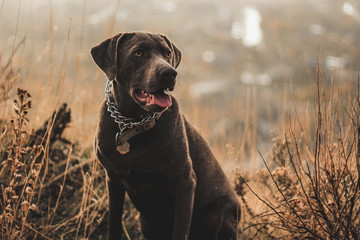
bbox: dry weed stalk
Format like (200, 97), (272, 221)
(0, 38), (25, 104)
(0, 88), (44, 240)
(237, 65), (360, 239)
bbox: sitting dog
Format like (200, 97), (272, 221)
(90, 32), (241, 240)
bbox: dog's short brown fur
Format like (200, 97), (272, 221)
(91, 32), (241, 240)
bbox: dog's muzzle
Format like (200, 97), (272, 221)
(133, 66), (177, 108)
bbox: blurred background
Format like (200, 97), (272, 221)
(1, 0), (359, 172)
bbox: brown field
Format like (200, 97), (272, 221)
(1, 0), (360, 239)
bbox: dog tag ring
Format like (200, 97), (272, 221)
(116, 141), (130, 154)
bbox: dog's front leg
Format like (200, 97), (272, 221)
(107, 177), (126, 240)
(171, 169), (196, 240)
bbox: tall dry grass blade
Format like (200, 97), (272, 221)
(9, 0), (22, 71)
(48, 145), (73, 227)
(3, 37), (26, 72)
(314, 52), (322, 193)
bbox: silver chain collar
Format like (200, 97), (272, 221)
(105, 80), (160, 135)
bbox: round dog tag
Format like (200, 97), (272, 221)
(116, 142), (130, 154)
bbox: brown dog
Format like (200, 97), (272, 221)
(90, 32), (241, 240)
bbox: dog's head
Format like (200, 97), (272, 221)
(90, 32), (181, 113)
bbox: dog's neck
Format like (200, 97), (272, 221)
(109, 80), (150, 121)
(104, 80), (161, 153)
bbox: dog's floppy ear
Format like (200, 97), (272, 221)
(171, 43), (182, 69)
(160, 35), (182, 69)
(90, 33), (125, 80)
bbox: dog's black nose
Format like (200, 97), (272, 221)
(160, 67), (177, 81)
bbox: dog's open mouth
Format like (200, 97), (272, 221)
(134, 88), (173, 108)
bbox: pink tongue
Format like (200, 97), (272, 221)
(147, 93), (172, 108)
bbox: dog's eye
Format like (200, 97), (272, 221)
(134, 50), (143, 57)
(166, 51), (172, 58)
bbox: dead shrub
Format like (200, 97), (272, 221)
(237, 61), (360, 239)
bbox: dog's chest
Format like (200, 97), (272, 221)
(120, 171), (170, 195)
